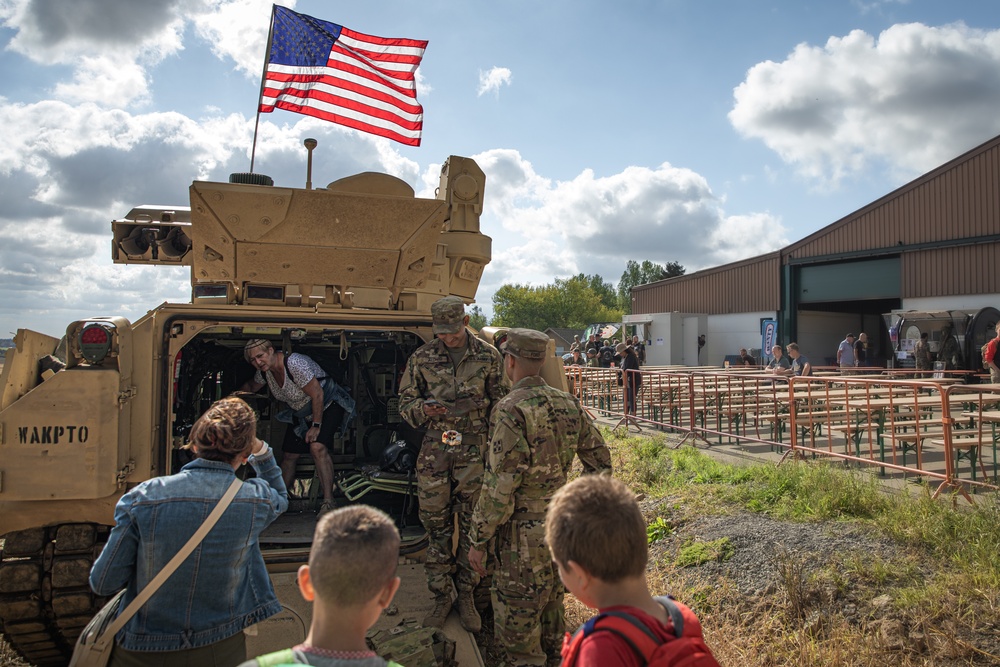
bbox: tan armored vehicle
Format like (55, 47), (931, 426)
(0, 148), (493, 666)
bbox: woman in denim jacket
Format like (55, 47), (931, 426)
(90, 396), (289, 667)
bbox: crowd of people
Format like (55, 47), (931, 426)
(88, 296), (712, 667)
(565, 333), (646, 369)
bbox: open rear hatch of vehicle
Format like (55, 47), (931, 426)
(165, 322), (485, 665)
(166, 321), (429, 552)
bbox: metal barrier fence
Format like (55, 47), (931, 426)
(564, 365), (1000, 502)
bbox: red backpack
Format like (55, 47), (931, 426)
(561, 596), (720, 667)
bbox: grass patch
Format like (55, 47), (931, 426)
(594, 428), (1000, 666)
(675, 537), (733, 567)
(611, 429), (890, 521)
(646, 516), (673, 543)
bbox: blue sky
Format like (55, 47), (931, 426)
(3, 0), (1000, 337)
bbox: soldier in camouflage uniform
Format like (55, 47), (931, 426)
(398, 296), (507, 633)
(467, 328), (612, 667)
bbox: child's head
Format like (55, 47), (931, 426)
(303, 505), (400, 611)
(546, 475), (647, 586)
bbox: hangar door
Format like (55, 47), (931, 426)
(784, 256), (901, 366)
(797, 257), (900, 303)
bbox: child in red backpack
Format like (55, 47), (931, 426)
(546, 475), (719, 667)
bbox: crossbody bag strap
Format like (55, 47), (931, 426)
(283, 351), (298, 385)
(99, 477), (243, 643)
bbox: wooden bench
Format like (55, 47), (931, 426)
(788, 409), (850, 450)
(830, 421), (883, 461)
(928, 433), (995, 481)
(882, 428), (948, 469)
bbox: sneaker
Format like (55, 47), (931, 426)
(456, 590), (482, 633)
(422, 597), (452, 628)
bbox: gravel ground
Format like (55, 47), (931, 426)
(472, 507), (905, 663)
(642, 501), (900, 597)
(641, 499), (1000, 665)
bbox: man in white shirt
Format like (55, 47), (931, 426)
(837, 333), (856, 371)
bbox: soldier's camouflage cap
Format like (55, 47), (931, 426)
(431, 296), (466, 334)
(502, 328), (548, 360)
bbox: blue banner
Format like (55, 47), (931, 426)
(761, 320), (777, 360)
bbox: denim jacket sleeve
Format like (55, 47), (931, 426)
(89, 490), (140, 596)
(247, 444), (289, 518)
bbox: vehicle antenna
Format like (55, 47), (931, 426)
(304, 138), (318, 190)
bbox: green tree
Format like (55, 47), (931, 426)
(467, 305), (488, 330)
(567, 273), (619, 311)
(617, 260), (685, 314)
(492, 280), (623, 330)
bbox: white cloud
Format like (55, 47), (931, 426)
(729, 22), (1000, 186)
(52, 57), (154, 106)
(0, 0), (191, 105)
(0, 0), (285, 106)
(470, 149), (786, 297)
(477, 66), (512, 97)
(190, 0), (281, 77)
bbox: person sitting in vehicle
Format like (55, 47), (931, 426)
(238, 339), (355, 514)
(239, 505), (402, 667)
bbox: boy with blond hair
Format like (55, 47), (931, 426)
(240, 505), (402, 667)
(546, 475), (718, 667)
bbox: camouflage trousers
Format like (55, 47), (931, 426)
(492, 519), (564, 667)
(416, 436), (484, 600)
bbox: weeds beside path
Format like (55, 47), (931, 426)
(594, 428), (1000, 666)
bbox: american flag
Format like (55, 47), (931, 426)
(260, 5), (427, 146)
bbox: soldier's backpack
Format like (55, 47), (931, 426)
(561, 596), (720, 667)
(368, 618), (457, 667)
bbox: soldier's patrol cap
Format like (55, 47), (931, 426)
(431, 296), (466, 334)
(502, 328), (548, 360)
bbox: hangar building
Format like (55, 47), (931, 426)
(628, 133), (1000, 369)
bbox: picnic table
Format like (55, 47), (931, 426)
(957, 410), (1000, 480)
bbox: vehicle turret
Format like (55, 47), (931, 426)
(111, 152), (490, 312)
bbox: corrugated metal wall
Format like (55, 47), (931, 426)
(632, 253), (780, 314)
(633, 134), (1000, 314)
(902, 244), (1000, 297)
(787, 137), (1000, 261)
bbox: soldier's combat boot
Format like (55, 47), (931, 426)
(422, 596), (452, 628)
(456, 590), (482, 633)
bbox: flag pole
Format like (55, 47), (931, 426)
(250, 4), (278, 173)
